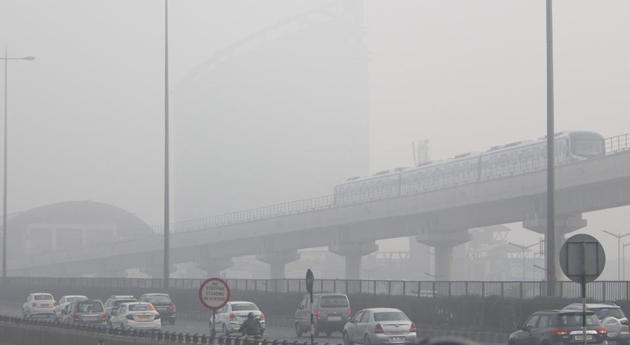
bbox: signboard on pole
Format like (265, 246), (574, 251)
(559, 234), (605, 345)
(199, 277), (230, 338)
(306, 269), (315, 345)
(199, 277), (230, 309)
(560, 234), (605, 283)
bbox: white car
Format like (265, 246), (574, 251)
(54, 295), (88, 321)
(22, 293), (56, 319)
(109, 302), (161, 331)
(210, 301), (266, 336)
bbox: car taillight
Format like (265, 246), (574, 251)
(148, 304), (156, 311)
(100, 314), (107, 321)
(126, 314), (134, 320)
(73, 314), (81, 320)
(622, 320), (629, 326)
(229, 313), (236, 321)
(169, 303), (176, 312)
(552, 328), (569, 337)
(314, 309), (320, 320)
(31, 302), (37, 307)
(410, 322), (417, 333)
(260, 313), (265, 321)
(347, 308), (352, 317)
(375, 323), (385, 334)
(597, 327), (608, 335)
(154, 314), (161, 320)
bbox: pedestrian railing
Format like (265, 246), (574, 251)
(4, 277), (630, 301)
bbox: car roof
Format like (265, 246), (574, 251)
(536, 310), (595, 314)
(360, 308), (403, 313)
(141, 293), (169, 296)
(564, 303), (621, 309)
(121, 302), (151, 306)
(110, 295), (135, 299)
(63, 295), (87, 298)
(229, 301), (257, 304)
(314, 293), (348, 297)
(31, 292), (53, 296)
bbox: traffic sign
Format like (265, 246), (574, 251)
(560, 234), (605, 283)
(198, 277), (230, 310)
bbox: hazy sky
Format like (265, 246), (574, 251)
(2, 0), (630, 261)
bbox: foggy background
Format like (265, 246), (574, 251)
(2, 0), (630, 278)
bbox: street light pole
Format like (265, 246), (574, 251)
(602, 230), (630, 281)
(1, 50), (34, 279)
(545, 0), (556, 296)
(163, 0), (171, 290)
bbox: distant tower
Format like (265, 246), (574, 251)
(412, 139), (431, 166)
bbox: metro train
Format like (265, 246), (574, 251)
(333, 131), (606, 206)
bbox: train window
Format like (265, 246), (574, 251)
(573, 139), (604, 157)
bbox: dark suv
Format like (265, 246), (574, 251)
(509, 310), (608, 345)
(563, 303), (630, 345)
(138, 293), (176, 325)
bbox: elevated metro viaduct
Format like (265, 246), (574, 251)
(9, 149), (630, 280)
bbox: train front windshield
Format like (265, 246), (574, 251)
(571, 132), (605, 157)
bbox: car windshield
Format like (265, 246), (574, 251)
(232, 303), (259, 311)
(76, 301), (103, 313)
(558, 314), (599, 327)
(320, 296), (349, 308)
(374, 312), (409, 322)
(145, 295), (171, 304)
(34, 295), (53, 301)
(594, 308), (625, 319)
(129, 304), (153, 311)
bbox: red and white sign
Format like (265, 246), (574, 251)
(198, 277), (230, 310)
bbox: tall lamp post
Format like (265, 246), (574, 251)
(508, 241), (540, 280)
(544, 0), (557, 296)
(163, 0), (171, 289)
(602, 230), (630, 281)
(1, 50), (35, 279)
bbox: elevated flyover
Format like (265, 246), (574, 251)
(10, 134), (630, 280)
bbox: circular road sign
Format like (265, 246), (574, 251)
(198, 277), (230, 310)
(560, 234), (606, 283)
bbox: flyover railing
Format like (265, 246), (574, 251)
(4, 277), (630, 301)
(605, 132), (630, 154)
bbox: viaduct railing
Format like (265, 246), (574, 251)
(4, 277), (630, 301)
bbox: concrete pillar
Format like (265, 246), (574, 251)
(523, 213), (587, 281)
(256, 250), (299, 279)
(329, 240), (378, 279)
(196, 258), (233, 278)
(417, 231), (471, 280)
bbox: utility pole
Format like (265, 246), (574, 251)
(545, 0), (556, 296)
(163, 0), (171, 289)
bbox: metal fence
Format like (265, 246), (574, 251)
(4, 277), (630, 301)
(605, 133), (630, 154)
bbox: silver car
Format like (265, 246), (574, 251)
(564, 303), (630, 345)
(343, 308), (417, 345)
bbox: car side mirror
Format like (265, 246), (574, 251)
(520, 325), (531, 332)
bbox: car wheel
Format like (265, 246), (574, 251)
(296, 323), (303, 337)
(343, 332), (353, 345)
(364, 335), (371, 345)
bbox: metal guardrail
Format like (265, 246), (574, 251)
(4, 277), (630, 301)
(0, 314), (338, 345)
(605, 133), (630, 154)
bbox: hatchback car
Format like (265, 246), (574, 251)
(295, 293), (351, 337)
(22, 293), (56, 319)
(343, 308), (417, 345)
(138, 293), (176, 325)
(54, 295), (88, 321)
(564, 303), (630, 345)
(61, 299), (107, 325)
(109, 302), (161, 331)
(210, 301), (266, 336)
(509, 310), (608, 345)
